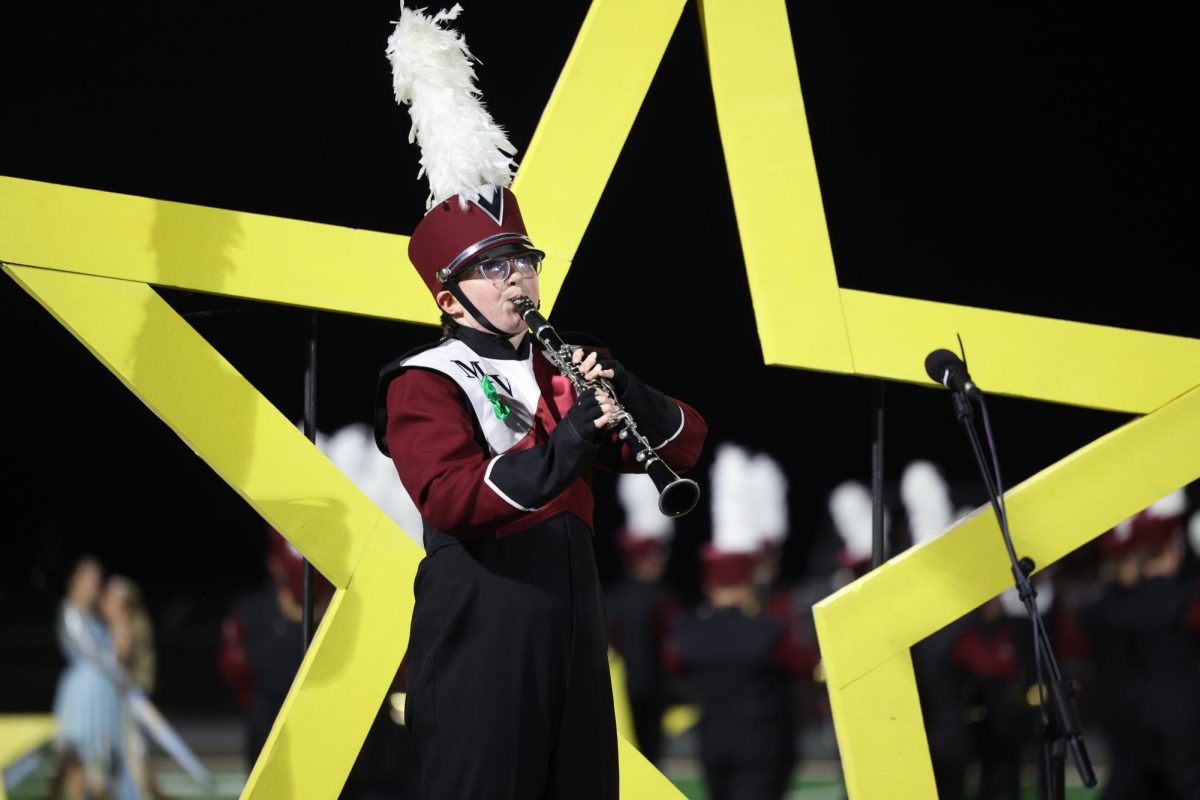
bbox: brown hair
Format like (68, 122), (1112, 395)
(440, 311), (458, 339)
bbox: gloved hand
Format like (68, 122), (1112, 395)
(571, 348), (629, 394)
(570, 347), (681, 445)
(562, 389), (617, 444)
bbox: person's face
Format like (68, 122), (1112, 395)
(100, 581), (127, 622)
(70, 561), (102, 608)
(438, 253), (541, 335)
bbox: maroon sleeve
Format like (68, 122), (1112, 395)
(1186, 588), (1200, 637)
(661, 627), (684, 678)
(952, 625), (1020, 680)
(764, 591), (820, 679)
(218, 612), (253, 709)
(386, 368), (602, 538)
(386, 369), (530, 538)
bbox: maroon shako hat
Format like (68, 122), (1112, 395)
(388, 6), (544, 298)
(701, 544), (758, 587)
(1100, 490), (1187, 562)
(408, 187), (543, 297)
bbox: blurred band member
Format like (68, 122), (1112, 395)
(1083, 491), (1200, 800)
(219, 529), (331, 767)
(669, 446), (807, 800)
(606, 474), (677, 765)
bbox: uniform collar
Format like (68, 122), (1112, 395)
(450, 324), (532, 361)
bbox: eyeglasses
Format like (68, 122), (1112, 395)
(467, 253), (543, 286)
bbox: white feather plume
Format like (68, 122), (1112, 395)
(618, 473), (674, 541)
(748, 452), (789, 546)
(999, 578), (1055, 617)
(829, 481), (874, 563)
(710, 444), (758, 554)
(1113, 488), (1188, 538)
(901, 460), (954, 545)
(316, 423), (424, 546)
(386, 4), (517, 209)
(1145, 488), (1187, 519)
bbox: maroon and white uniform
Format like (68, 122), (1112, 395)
(375, 324), (706, 800)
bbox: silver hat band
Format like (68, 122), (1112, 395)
(436, 233), (534, 284)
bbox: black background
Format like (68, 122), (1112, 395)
(1, 0), (1195, 713)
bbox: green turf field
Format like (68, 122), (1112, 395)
(10, 762), (1104, 800)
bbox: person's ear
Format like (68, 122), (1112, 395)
(436, 289), (461, 317)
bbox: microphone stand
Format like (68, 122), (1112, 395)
(302, 310), (317, 649)
(871, 381), (886, 569)
(948, 390), (1096, 799)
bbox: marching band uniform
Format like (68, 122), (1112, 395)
(901, 462), (971, 800)
(606, 474), (679, 765)
(668, 445), (806, 800)
(381, 9), (706, 797)
(1082, 493), (1200, 800)
(952, 597), (1036, 800)
(219, 529), (330, 767)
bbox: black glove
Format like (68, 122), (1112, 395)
(574, 347), (682, 445)
(577, 347), (630, 394)
(562, 390), (608, 445)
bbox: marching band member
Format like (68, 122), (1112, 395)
(900, 461), (971, 800)
(668, 445), (806, 800)
(377, 7), (706, 798)
(1082, 491), (1200, 800)
(606, 473), (678, 765)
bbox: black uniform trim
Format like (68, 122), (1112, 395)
(618, 377), (686, 448)
(451, 325), (533, 360)
(485, 416), (601, 511)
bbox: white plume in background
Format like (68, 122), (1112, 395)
(1145, 488), (1187, 519)
(748, 452), (789, 547)
(1189, 511), (1200, 557)
(1114, 488), (1188, 539)
(386, 4), (517, 209)
(710, 444), (758, 553)
(999, 578), (1055, 617)
(829, 481), (874, 563)
(901, 460), (954, 545)
(1112, 518), (1134, 541)
(316, 423), (423, 546)
(618, 473), (674, 541)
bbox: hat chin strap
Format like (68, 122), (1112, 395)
(447, 281), (517, 338)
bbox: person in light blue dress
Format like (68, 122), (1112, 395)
(52, 556), (125, 799)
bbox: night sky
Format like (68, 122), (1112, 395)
(2, 1), (1195, 713)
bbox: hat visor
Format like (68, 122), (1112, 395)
(444, 242), (546, 283)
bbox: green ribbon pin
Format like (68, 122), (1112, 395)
(479, 374), (511, 421)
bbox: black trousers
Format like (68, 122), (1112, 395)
(405, 513), (618, 800)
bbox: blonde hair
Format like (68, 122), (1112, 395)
(108, 576), (157, 693)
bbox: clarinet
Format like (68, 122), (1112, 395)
(512, 296), (700, 518)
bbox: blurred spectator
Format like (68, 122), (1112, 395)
(102, 575), (160, 799)
(50, 556), (125, 799)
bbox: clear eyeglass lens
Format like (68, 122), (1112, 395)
(478, 255), (542, 284)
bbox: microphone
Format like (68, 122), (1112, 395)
(925, 349), (980, 396)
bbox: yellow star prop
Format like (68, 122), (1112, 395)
(3, 1), (1197, 798)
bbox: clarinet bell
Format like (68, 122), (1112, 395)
(645, 458), (700, 517)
